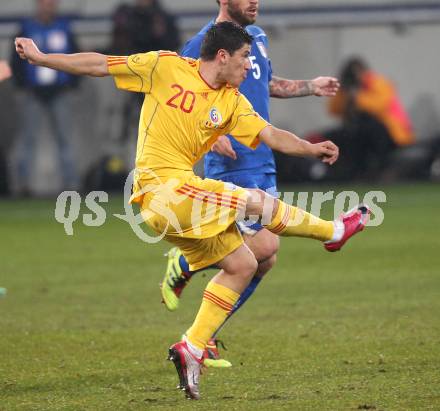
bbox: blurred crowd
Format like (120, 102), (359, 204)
(316, 57), (415, 181)
(276, 57), (440, 184)
(0, 0), (180, 197)
(0, 0), (439, 197)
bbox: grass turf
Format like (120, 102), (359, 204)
(1, 183), (439, 410)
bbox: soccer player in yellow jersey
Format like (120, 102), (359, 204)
(15, 21), (370, 400)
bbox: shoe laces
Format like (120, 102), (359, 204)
(167, 271), (188, 288)
(168, 272), (190, 298)
(206, 338), (228, 360)
(214, 338), (228, 351)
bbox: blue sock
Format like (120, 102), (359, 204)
(178, 254), (215, 277)
(231, 276), (262, 314)
(212, 276), (262, 338)
(178, 254), (191, 273)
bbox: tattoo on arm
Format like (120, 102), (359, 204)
(269, 76), (313, 98)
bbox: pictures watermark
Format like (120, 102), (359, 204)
(54, 169), (386, 243)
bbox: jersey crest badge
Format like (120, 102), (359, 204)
(256, 41), (268, 59)
(205, 107), (223, 128)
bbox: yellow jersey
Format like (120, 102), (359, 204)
(107, 52), (269, 200)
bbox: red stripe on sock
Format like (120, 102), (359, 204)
(204, 290), (234, 310)
(270, 206), (290, 234)
(203, 294), (232, 312)
(203, 291), (233, 312)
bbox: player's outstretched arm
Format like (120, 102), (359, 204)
(269, 76), (340, 98)
(259, 125), (339, 165)
(15, 37), (110, 77)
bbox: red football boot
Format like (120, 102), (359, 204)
(168, 340), (203, 400)
(325, 204), (370, 252)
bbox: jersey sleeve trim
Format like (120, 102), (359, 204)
(148, 52), (160, 93)
(107, 52), (159, 94)
(107, 56), (127, 67)
(228, 113), (267, 149)
(158, 51), (179, 57)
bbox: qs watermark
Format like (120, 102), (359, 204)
(54, 169), (386, 243)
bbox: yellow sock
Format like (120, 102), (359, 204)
(186, 281), (239, 350)
(265, 200), (334, 241)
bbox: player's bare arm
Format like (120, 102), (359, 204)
(269, 76), (340, 98)
(15, 37), (110, 77)
(258, 125), (339, 165)
(212, 75), (340, 159)
(0, 60), (12, 82)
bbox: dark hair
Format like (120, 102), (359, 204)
(340, 57), (369, 90)
(200, 21), (253, 61)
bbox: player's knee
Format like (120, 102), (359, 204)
(231, 253), (258, 278)
(221, 244), (258, 278)
(256, 253), (277, 278)
(252, 232), (279, 262)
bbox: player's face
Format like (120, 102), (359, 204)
(223, 44), (252, 88)
(227, 0), (259, 26)
(37, 0), (59, 21)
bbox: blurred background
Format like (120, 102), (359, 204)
(1, 0), (440, 196)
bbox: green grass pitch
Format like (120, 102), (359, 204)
(1, 183), (439, 410)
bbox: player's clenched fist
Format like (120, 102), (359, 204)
(15, 37), (43, 65)
(313, 140), (339, 165)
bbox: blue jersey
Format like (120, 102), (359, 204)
(181, 21), (275, 178)
(19, 18), (78, 88)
